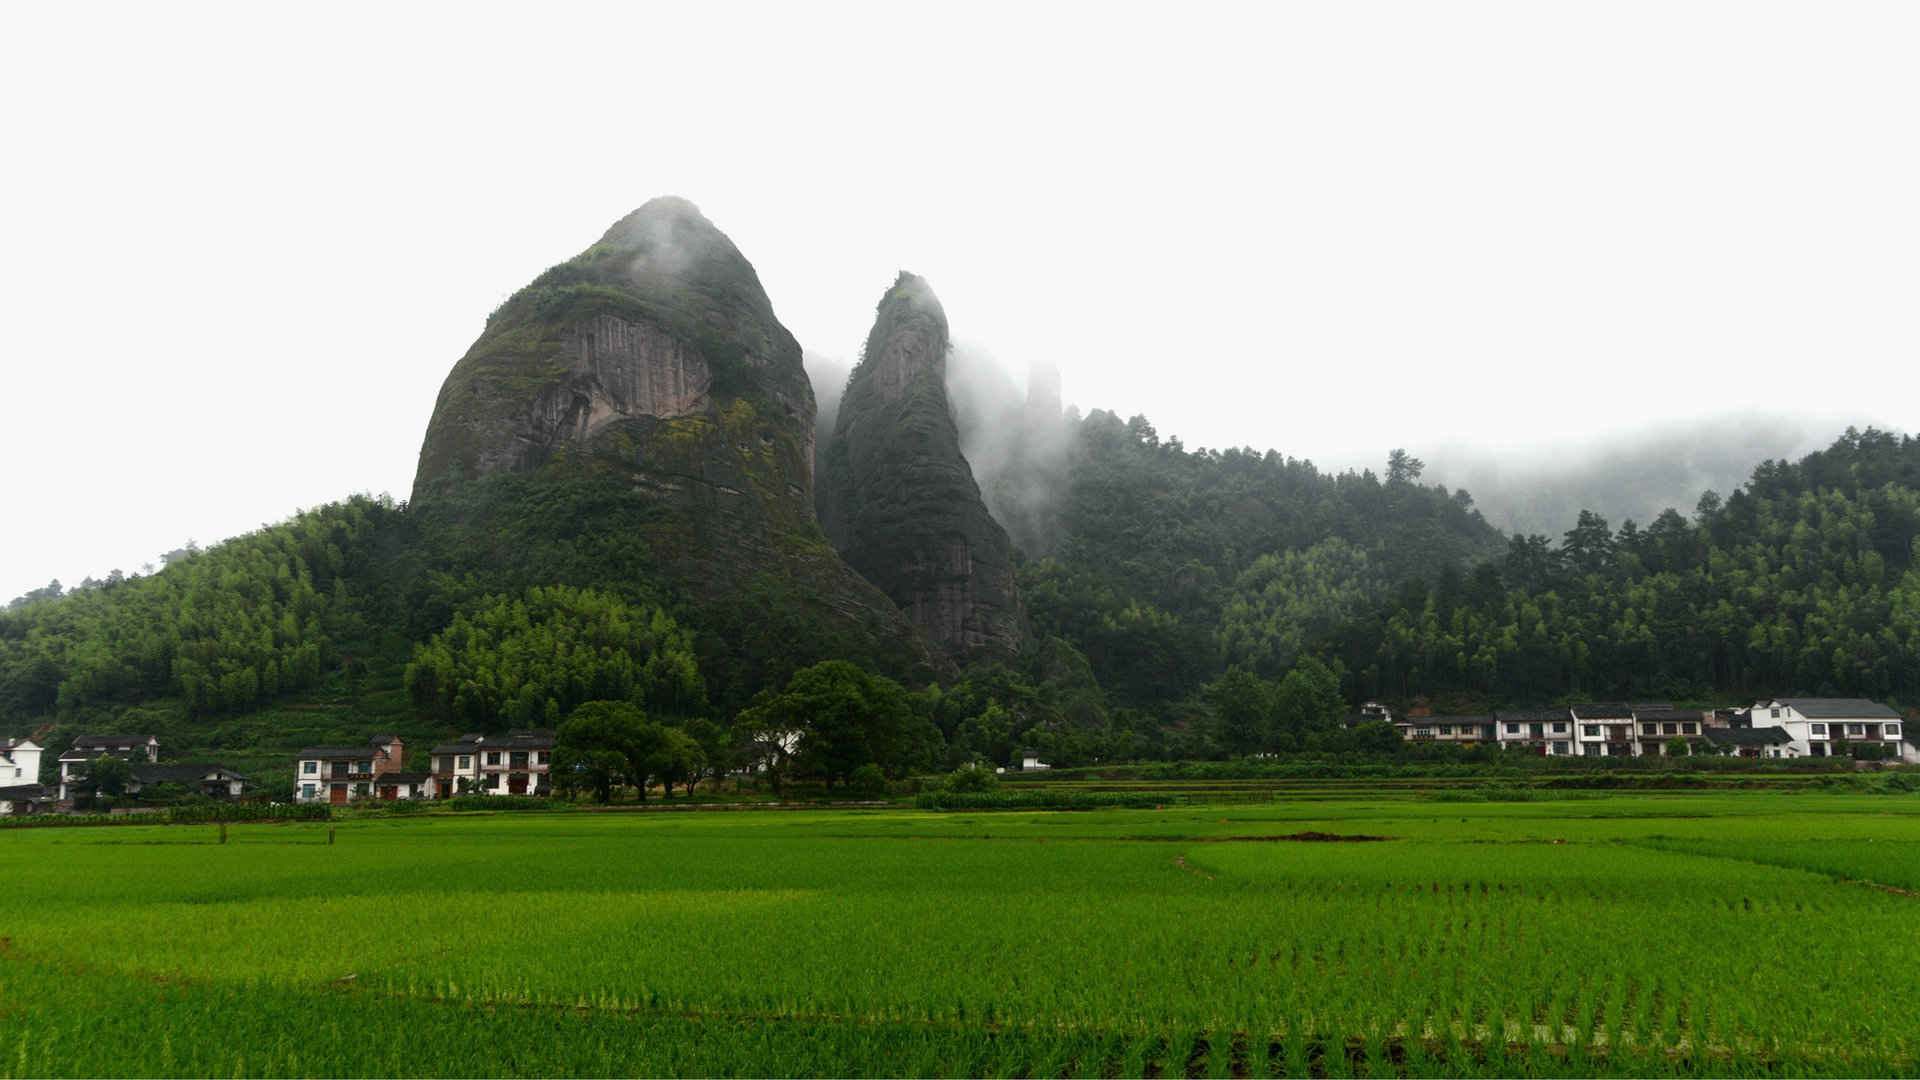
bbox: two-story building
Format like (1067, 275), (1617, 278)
(474, 728), (554, 796)
(1571, 703), (1647, 757)
(1633, 709), (1708, 755)
(294, 735), (405, 804)
(1749, 699), (1913, 761)
(58, 734), (160, 802)
(426, 734), (486, 798)
(1494, 709), (1576, 755)
(0, 737), (45, 814)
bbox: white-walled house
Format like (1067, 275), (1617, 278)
(1019, 749), (1051, 770)
(1494, 710), (1577, 756)
(1571, 704), (1646, 757)
(1396, 715), (1497, 745)
(1749, 699), (1913, 762)
(2, 737), (43, 786)
(474, 729), (554, 795)
(57, 734), (160, 802)
(294, 735), (405, 804)
(1, 737), (45, 814)
(426, 735), (485, 798)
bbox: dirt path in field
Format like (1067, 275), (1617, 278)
(1172, 853), (1213, 879)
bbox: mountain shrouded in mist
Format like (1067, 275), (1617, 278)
(817, 274), (1028, 664)
(409, 198), (944, 694)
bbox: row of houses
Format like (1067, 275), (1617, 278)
(292, 729), (556, 804)
(0, 734), (255, 814)
(1380, 697), (1916, 762)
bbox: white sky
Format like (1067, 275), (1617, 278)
(3, 2), (1916, 601)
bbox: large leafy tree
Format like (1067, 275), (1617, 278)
(742, 660), (916, 786)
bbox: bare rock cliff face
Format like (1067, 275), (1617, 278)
(411, 198), (943, 684)
(819, 273), (1029, 664)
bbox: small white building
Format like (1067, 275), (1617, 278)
(2, 737), (43, 786)
(1750, 699), (1913, 762)
(1018, 749), (1050, 771)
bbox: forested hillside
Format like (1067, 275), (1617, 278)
(1321, 427), (1920, 710)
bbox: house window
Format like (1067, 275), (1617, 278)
(300, 783), (316, 799)
(1552, 742), (1570, 755)
(1770, 708), (1781, 718)
(1505, 723), (1519, 735)
(354, 760), (370, 773)
(1847, 724), (1865, 736)
(1641, 723), (1656, 735)
(486, 773), (501, 790)
(486, 751), (501, 766)
(1886, 724), (1901, 738)
(1552, 722), (1568, 734)
(458, 756), (471, 770)
(1662, 723), (1678, 735)
(1811, 723), (1826, 736)
(353, 783), (369, 797)
(537, 751), (550, 765)
(510, 751), (529, 768)
(1437, 725), (1452, 735)
(303, 761), (317, 774)
(1582, 725), (1600, 737)
(1414, 727), (1433, 738)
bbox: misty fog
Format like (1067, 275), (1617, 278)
(1422, 419), (1843, 540)
(810, 346), (1871, 560)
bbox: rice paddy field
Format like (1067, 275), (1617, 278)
(3, 791), (1918, 1077)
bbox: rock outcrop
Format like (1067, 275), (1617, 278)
(412, 198), (944, 686)
(819, 273), (1029, 663)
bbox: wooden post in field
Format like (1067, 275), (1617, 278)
(328, 825), (335, 845)
(219, 822), (228, 844)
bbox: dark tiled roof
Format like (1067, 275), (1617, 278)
(60, 748), (147, 763)
(378, 773), (430, 785)
(0, 783), (46, 799)
(1777, 699), (1900, 720)
(1495, 710), (1568, 725)
(1637, 709), (1705, 723)
(134, 764), (250, 784)
(429, 743), (479, 756)
(296, 747), (380, 760)
(71, 734), (156, 748)
(1571, 703), (1634, 719)
(1629, 703), (1675, 713)
(1706, 727), (1793, 746)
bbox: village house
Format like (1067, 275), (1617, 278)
(1750, 698), (1915, 762)
(126, 764), (254, 800)
(1494, 709), (1575, 755)
(1571, 703), (1652, 757)
(294, 735), (404, 804)
(1, 738), (45, 814)
(1018, 748), (1051, 770)
(474, 728), (554, 795)
(426, 734), (485, 798)
(375, 773), (432, 800)
(1394, 715), (1496, 745)
(1706, 725), (1795, 758)
(57, 734), (160, 802)
(3, 737), (43, 786)
(1633, 708), (1709, 755)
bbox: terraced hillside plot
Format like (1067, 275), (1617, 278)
(1, 793), (1916, 1077)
